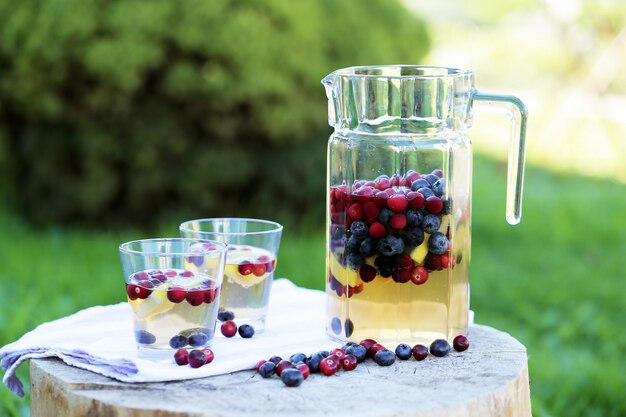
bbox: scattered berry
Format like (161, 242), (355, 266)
(169, 335), (188, 349)
(268, 356), (282, 365)
(345, 344), (368, 362)
(320, 356), (340, 376)
(258, 361), (276, 378)
(395, 344), (413, 360)
(453, 335), (470, 352)
(359, 339), (377, 355)
(188, 332), (209, 347)
(290, 353), (308, 364)
(329, 348), (346, 360)
(276, 360), (295, 377)
(306, 353), (324, 373)
(174, 349), (189, 366)
(430, 339), (451, 357)
(412, 344), (429, 361)
(188, 350), (207, 368)
(238, 324), (255, 338)
(295, 363), (310, 379)
(374, 349), (396, 366)
(281, 368), (304, 387)
(201, 348), (214, 364)
(341, 354), (358, 371)
(256, 360), (267, 371)
(217, 310), (235, 322)
(369, 343), (386, 358)
(221, 320), (237, 338)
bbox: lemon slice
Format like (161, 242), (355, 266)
(329, 254), (361, 287)
(409, 233), (430, 265)
(134, 282), (175, 319)
(224, 264), (267, 288)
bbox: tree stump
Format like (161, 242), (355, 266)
(29, 324), (531, 417)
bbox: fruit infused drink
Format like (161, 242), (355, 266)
(179, 218), (283, 332)
(126, 268), (221, 349)
(326, 168), (470, 346)
(219, 244), (276, 327)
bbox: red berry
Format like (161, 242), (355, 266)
(275, 360), (294, 377)
(201, 348), (215, 364)
(390, 175), (399, 187)
(369, 222), (386, 239)
(341, 354), (358, 371)
(432, 169), (443, 178)
(373, 191), (389, 207)
(359, 265), (377, 283)
(387, 194), (408, 212)
(320, 356), (340, 376)
(425, 196), (443, 214)
(126, 284), (138, 300)
(329, 348), (346, 360)
(180, 270), (194, 277)
(265, 259), (276, 273)
(134, 271), (150, 281)
(174, 349), (189, 366)
(363, 202), (380, 222)
(203, 288), (218, 304)
(253, 263), (267, 276)
(221, 320), (237, 337)
(412, 344), (428, 361)
(354, 282), (364, 294)
(410, 266), (429, 285)
(238, 262), (254, 276)
(354, 187), (375, 203)
(389, 214), (407, 229)
(406, 171), (421, 183)
(359, 339), (377, 356)
(186, 290), (204, 307)
(256, 360), (267, 371)
(133, 284), (152, 299)
(347, 203), (365, 220)
(425, 253), (443, 271)
(406, 191), (425, 209)
(296, 363), (310, 379)
(392, 268), (411, 283)
(369, 343), (386, 357)
(375, 177), (391, 191)
(167, 286), (187, 303)
(188, 350), (207, 368)
(453, 335), (470, 352)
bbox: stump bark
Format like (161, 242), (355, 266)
(30, 324), (531, 417)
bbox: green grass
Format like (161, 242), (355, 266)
(1, 154), (625, 416)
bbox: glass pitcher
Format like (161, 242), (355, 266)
(322, 65), (527, 345)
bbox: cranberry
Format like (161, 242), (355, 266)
(186, 290), (204, 307)
(391, 268), (411, 283)
(133, 284), (152, 299)
(203, 288), (218, 304)
(432, 169), (443, 178)
(389, 214), (407, 229)
(329, 348), (346, 360)
(453, 335), (470, 352)
(359, 339), (377, 356)
(268, 356), (282, 365)
(341, 354), (358, 371)
(440, 254), (451, 268)
(425, 196), (443, 214)
(126, 284), (138, 300)
(174, 349), (189, 366)
(406, 191), (425, 209)
(256, 360), (267, 371)
(280, 368), (304, 387)
(319, 356), (340, 376)
(359, 265), (377, 283)
(412, 344), (428, 361)
(406, 170), (421, 183)
(363, 202), (380, 222)
(188, 350), (207, 368)
(221, 320), (237, 338)
(238, 262), (254, 276)
(425, 253), (443, 271)
(201, 348), (214, 364)
(265, 259), (276, 272)
(167, 286), (187, 303)
(387, 194), (408, 212)
(180, 270), (195, 278)
(369, 222), (386, 239)
(275, 360), (294, 377)
(347, 203), (364, 220)
(373, 191), (389, 207)
(354, 187), (374, 203)
(296, 363), (310, 379)
(252, 263), (267, 276)
(410, 266), (429, 285)
(392, 253), (413, 270)
(354, 282), (364, 294)
(369, 343), (386, 357)
(375, 177), (391, 191)
(165, 269), (177, 277)
(134, 271), (150, 281)
(390, 175), (399, 187)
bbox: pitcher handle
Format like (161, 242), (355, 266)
(471, 92), (528, 225)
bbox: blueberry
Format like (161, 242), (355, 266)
(331, 317), (342, 335)
(442, 198), (452, 215)
(424, 174), (439, 185)
(378, 235), (404, 257)
(430, 339), (451, 357)
(342, 341), (358, 351)
(188, 332), (209, 347)
(290, 352), (307, 364)
(422, 214), (442, 234)
(350, 221), (369, 239)
(257, 361), (275, 378)
(411, 178), (430, 191)
(306, 353), (324, 373)
(280, 368), (304, 387)
(406, 209), (423, 227)
(359, 238), (379, 257)
(395, 343), (413, 360)
(432, 178), (446, 196)
(217, 310), (235, 322)
(374, 256), (393, 277)
(134, 330), (156, 345)
(169, 335), (188, 349)
(269, 356), (282, 365)
(346, 235), (362, 252)
(418, 187), (435, 198)
(428, 232), (449, 255)
(238, 324), (255, 338)
(318, 350), (330, 358)
(345, 344), (367, 363)
(344, 318), (354, 337)
(347, 253), (365, 269)
(402, 226), (425, 247)
(374, 349), (396, 366)
(378, 207), (393, 225)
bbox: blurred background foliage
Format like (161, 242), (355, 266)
(1, 0), (625, 416)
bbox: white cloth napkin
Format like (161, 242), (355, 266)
(0, 279), (338, 397)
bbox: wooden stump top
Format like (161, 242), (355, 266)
(29, 324), (531, 417)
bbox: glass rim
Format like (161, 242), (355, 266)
(325, 65), (473, 80)
(118, 238), (228, 257)
(179, 218), (283, 236)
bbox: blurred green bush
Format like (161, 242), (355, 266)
(0, 0), (429, 228)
